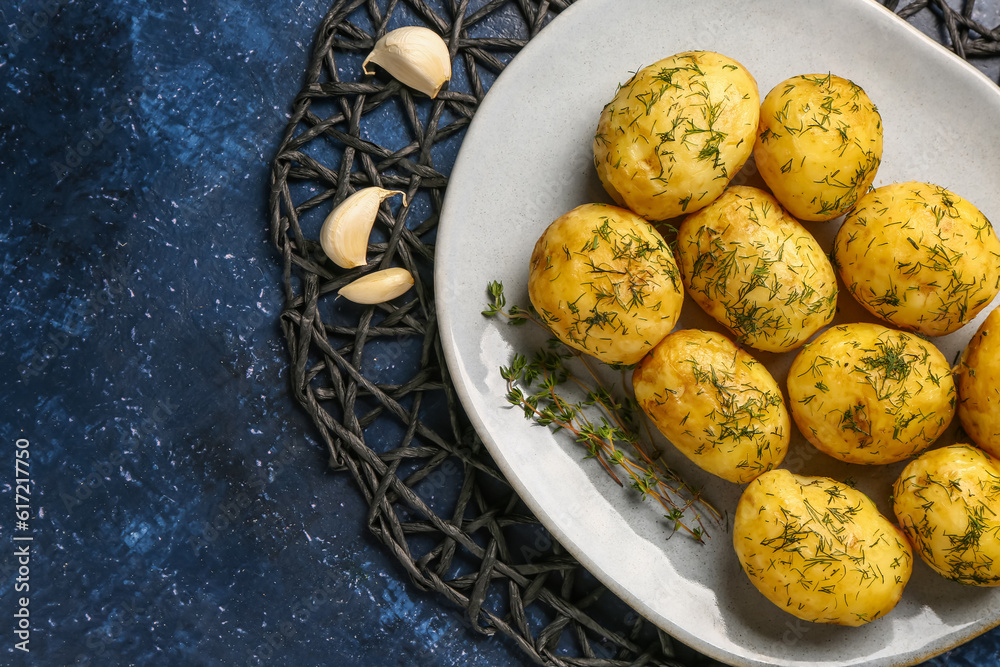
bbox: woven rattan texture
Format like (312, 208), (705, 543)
(268, 2), (1000, 665)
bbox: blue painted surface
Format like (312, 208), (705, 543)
(0, 1), (999, 665)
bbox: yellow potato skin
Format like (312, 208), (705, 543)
(754, 73), (882, 222)
(675, 186), (838, 352)
(528, 203), (684, 365)
(957, 308), (1000, 457)
(735, 469), (912, 626)
(893, 444), (1000, 586)
(632, 329), (788, 483)
(834, 182), (1000, 336)
(787, 322), (955, 464)
(593, 51), (759, 221)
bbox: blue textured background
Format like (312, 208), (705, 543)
(1, 0), (999, 665)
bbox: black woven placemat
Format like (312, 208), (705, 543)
(268, 2), (1000, 665)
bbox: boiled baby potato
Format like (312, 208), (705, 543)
(593, 51), (759, 221)
(675, 185), (838, 352)
(735, 469), (912, 626)
(957, 308), (1000, 457)
(632, 329), (788, 483)
(893, 444), (1000, 586)
(834, 182), (1000, 336)
(528, 203), (684, 365)
(787, 322), (955, 464)
(754, 73), (882, 221)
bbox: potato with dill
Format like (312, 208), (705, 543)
(632, 329), (788, 483)
(787, 322), (955, 465)
(675, 185), (837, 352)
(834, 182), (1000, 336)
(893, 444), (1000, 586)
(528, 203), (684, 365)
(956, 308), (1000, 457)
(593, 51), (759, 221)
(735, 469), (912, 626)
(754, 73), (882, 221)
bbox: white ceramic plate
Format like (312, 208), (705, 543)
(435, 1), (1000, 665)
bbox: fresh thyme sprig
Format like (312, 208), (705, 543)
(484, 280), (720, 543)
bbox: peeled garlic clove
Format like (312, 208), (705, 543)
(362, 26), (451, 98)
(320, 187), (407, 269)
(339, 268), (414, 304)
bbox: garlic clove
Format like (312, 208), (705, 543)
(338, 268), (415, 304)
(362, 26), (452, 98)
(320, 187), (407, 269)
